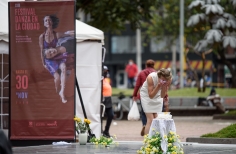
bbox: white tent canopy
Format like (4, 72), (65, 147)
(0, 0), (9, 42)
(76, 20), (104, 43)
(0, 0), (104, 51)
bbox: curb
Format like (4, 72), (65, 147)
(186, 137), (236, 144)
(213, 114), (236, 120)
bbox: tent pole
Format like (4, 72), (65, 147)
(75, 78), (95, 140)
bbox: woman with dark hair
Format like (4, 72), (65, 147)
(140, 68), (172, 135)
(39, 14), (74, 103)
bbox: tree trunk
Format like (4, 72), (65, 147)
(201, 53), (206, 92)
(218, 49), (236, 88)
(184, 50), (201, 92)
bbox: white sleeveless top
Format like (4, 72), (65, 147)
(140, 72), (163, 113)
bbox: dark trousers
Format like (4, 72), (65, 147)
(128, 77), (135, 88)
(104, 107), (114, 133)
(140, 100), (147, 126)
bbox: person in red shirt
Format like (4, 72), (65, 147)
(125, 59), (138, 88)
(132, 59), (156, 136)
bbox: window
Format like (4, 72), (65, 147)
(150, 37), (179, 53)
(111, 36), (136, 53)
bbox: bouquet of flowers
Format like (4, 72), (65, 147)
(137, 131), (163, 154)
(137, 129), (184, 154)
(89, 135), (118, 147)
(73, 116), (91, 133)
(165, 131), (184, 154)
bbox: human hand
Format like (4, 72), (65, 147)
(44, 65), (48, 69)
(163, 96), (169, 104)
(160, 79), (166, 84)
(133, 96), (138, 101)
(65, 30), (75, 36)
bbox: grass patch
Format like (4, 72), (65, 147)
(112, 87), (236, 97)
(222, 110), (236, 116)
(201, 124), (236, 138)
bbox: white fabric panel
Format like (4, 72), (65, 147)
(76, 41), (102, 138)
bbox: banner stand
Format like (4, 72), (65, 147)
(75, 78), (96, 142)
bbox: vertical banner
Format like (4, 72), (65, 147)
(9, 1), (75, 140)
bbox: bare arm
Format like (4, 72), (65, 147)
(147, 75), (162, 99)
(57, 30), (75, 39)
(39, 34), (45, 67)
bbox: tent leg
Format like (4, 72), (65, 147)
(75, 78), (95, 141)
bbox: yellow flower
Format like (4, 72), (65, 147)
(85, 119), (91, 124)
(171, 152), (177, 154)
(164, 135), (167, 139)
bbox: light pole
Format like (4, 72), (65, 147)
(179, 0), (184, 88)
(136, 28), (142, 72)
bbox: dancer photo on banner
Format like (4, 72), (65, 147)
(39, 14), (74, 103)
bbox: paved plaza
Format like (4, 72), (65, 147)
(12, 116), (236, 154)
(12, 142), (236, 154)
(108, 116), (235, 142)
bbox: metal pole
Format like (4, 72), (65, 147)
(136, 28), (142, 72)
(172, 46), (176, 78)
(179, 0), (184, 88)
(75, 78), (93, 137)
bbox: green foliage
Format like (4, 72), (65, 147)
(76, 0), (158, 33)
(141, 0), (198, 50)
(201, 124), (236, 138)
(89, 135), (117, 146)
(187, 0), (236, 48)
(223, 110), (236, 116)
(112, 87), (236, 97)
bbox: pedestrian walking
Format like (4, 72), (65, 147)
(102, 66), (114, 138)
(132, 59), (156, 136)
(125, 59), (138, 88)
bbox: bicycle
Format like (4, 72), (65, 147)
(112, 92), (139, 120)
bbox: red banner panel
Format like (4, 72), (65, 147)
(9, 1), (75, 140)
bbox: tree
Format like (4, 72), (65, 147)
(76, 0), (158, 33)
(141, 0), (201, 51)
(140, 0), (205, 91)
(187, 0), (236, 88)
